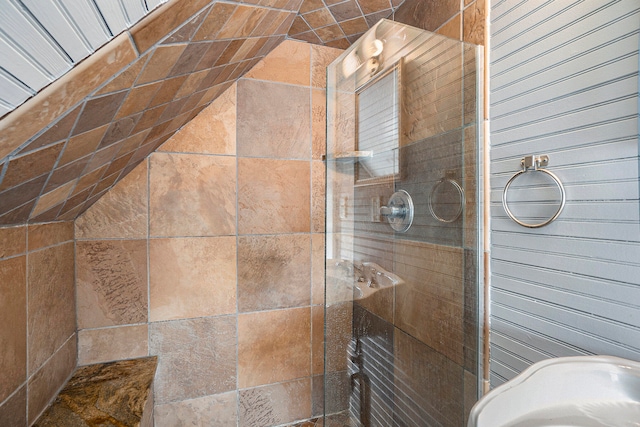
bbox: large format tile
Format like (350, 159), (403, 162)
(310, 45), (342, 88)
(154, 392), (237, 427)
(150, 153), (236, 237)
(393, 239), (465, 365)
(149, 316), (237, 404)
(237, 234), (311, 312)
(159, 84), (236, 155)
(238, 308), (311, 388)
(27, 222), (73, 254)
(237, 79), (311, 159)
(244, 40), (311, 85)
(27, 243), (75, 374)
(76, 240), (148, 329)
(75, 160), (148, 239)
(27, 335), (77, 425)
(0, 225), (25, 259)
(0, 256), (26, 403)
(393, 0), (460, 32)
(78, 325), (149, 366)
(238, 378), (312, 427)
(238, 158), (310, 234)
(393, 329), (464, 427)
(149, 236), (236, 321)
(0, 385), (26, 427)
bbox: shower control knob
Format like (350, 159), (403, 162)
(379, 190), (414, 233)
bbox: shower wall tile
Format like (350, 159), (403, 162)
(76, 240), (148, 329)
(394, 239), (465, 365)
(0, 143), (64, 192)
(237, 234), (311, 312)
(245, 40), (311, 85)
(238, 378), (312, 427)
(438, 13), (462, 40)
(159, 84), (237, 155)
(77, 325), (149, 366)
(393, 0), (459, 32)
(30, 183), (71, 217)
(150, 316), (237, 404)
(58, 125), (109, 166)
(27, 242), (75, 374)
(238, 158), (310, 234)
(149, 236), (237, 321)
(155, 392), (238, 427)
(312, 161), (326, 233)
(238, 307), (311, 388)
(324, 302), (353, 373)
(312, 305), (325, 375)
(0, 385), (26, 427)
(0, 223), (77, 426)
(71, 40), (335, 427)
(130, 0), (212, 53)
(237, 79), (311, 159)
(312, 233), (325, 305)
(463, 0), (486, 46)
(393, 329), (464, 427)
(149, 153), (236, 237)
(311, 91), (327, 162)
(0, 256), (27, 403)
(18, 107), (82, 155)
(464, 368), (478, 424)
(0, 222), (75, 425)
(0, 225), (26, 258)
(75, 159), (149, 240)
(27, 222), (73, 251)
(26, 335), (77, 425)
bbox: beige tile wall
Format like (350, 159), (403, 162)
(74, 40), (342, 427)
(0, 223), (76, 426)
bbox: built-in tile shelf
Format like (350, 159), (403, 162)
(0, 0), (167, 117)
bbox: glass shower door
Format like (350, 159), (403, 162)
(324, 19), (483, 427)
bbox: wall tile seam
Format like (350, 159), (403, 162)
(25, 240), (75, 255)
(0, 381), (26, 413)
(25, 332), (77, 401)
(77, 323), (149, 332)
(236, 154), (314, 161)
(237, 305), (313, 316)
(236, 376), (314, 393)
(155, 151), (239, 157)
(240, 76), (315, 90)
(146, 313), (239, 326)
(0, 252), (27, 262)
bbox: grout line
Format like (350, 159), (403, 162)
(234, 76), (241, 427)
(146, 156), (151, 360)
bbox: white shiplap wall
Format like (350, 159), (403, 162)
(489, 0), (640, 386)
(0, 0), (168, 117)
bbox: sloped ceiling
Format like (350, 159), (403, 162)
(0, 0), (482, 226)
(0, 0), (169, 116)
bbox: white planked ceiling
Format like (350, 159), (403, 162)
(0, 0), (168, 118)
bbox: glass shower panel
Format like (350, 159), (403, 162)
(325, 19), (483, 427)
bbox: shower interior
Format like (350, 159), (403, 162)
(324, 19), (483, 426)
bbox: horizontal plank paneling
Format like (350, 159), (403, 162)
(489, 0), (640, 386)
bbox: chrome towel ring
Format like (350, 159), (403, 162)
(429, 175), (465, 223)
(502, 155), (565, 228)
